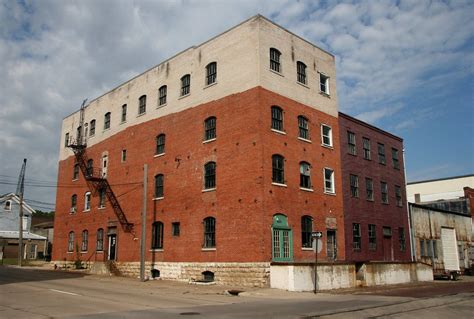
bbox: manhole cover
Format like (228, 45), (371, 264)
(180, 312), (201, 316)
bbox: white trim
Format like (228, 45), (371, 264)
(297, 137), (312, 143)
(300, 187), (314, 192)
(178, 93), (190, 100)
(203, 81), (218, 90)
(149, 249), (164, 252)
(302, 247), (314, 251)
(321, 123), (333, 147)
(201, 248), (216, 251)
(270, 128), (286, 135)
(153, 197), (164, 201)
(318, 71), (330, 96)
(203, 138), (216, 144)
(4, 200), (12, 211)
(296, 81), (310, 89)
(269, 69), (284, 77)
(272, 182), (287, 188)
(202, 188), (216, 193)
(323, 167), (335, 194)
(154, 153), (165, 158)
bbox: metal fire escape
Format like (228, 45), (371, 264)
(68, 100), (134, 233)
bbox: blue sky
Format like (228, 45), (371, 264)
(0, 0), (473, 210)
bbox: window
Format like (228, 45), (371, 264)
(301, 216), (313, 248)
(324, 168), (335, 193)
(378, 143), (386, 165)
(203, 217), (216, 248)
(64, 133), (69, 147)
(98, 188), (106, 208)
(180, 74), (190, 96)
(271, 106), (284, 131)
(272, 155), (285, 184)
(366, 178), (374, 201)
(399, 227), (406, 251)
(158, 85), (167, 106)
(90, 120), (96, 136)
(350, 174), (359, 198)
(121, 104), (127, 122)
(368, 224), (376, 250)
(73, 164), (79, 180)
(104, 112), (111, 130)
(296, 61), (307, 84)
(395, 185), (402, 207)
(152, 222), (164, 249)
(84, 192), (91, 211)
(96, 228), (104, 251)
(419, 239), (426, 256)
(347, 131), (356, 155)
(71, 194), (77, 212)
(298, 116), (309, 140)
(204, 162), (216, 190)
(321, 124), (332, 147)
(320, 73), (330, 94)
(68, 231), (74, 252)
(272, 214), (293, 261)
(121, 149), (127, 162)
(362, 138), (371, 160)
(381, 182), (388, 204)
(86, 159), (93, 177)
(4, 200), (12, 211)
(300, 162), (311, 189)
(156, 134), (165, 155)
(138, 95), (147, 115)
(172, 222), (180, 236)
(269, 48), (281, 72)
(81, 230), (88, 251)
(154, 174), (164, 198)
(353, 223), (361, 250)
(204, 117), (216, 141)
(206, 62), (217, 85)
(77, 126), (82, 142)
(392, 148), (400, 169)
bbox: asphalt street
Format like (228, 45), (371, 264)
(0, 266), (473, 318)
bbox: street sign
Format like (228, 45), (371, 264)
(311, 231), (323, 238)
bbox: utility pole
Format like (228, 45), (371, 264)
(140, 164), (148, 281)
(17, 159), (27, 267)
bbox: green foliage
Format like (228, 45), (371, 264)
(34, 210), (55, 217)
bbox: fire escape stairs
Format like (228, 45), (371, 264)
(68, 140), (134, 233)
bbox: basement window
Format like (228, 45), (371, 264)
(202, 271), (214, 282)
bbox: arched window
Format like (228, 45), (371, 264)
(73, 164), (79, 180)
(271, 106), (283, 131)
(4, 200), (11, 211)
(71, 194), (77, 212)
(81, 230), (88, 251)
(68, 231), (75, 252)
(138, 95), (147, 114)
(300, 162), (311, 189)
(204, 117), (216, 141)
(89, 120), (96, 136)
(297, 61), (307, 84)
(298, 116), (309, 140)
(96, 228), (104, 251)
(155, 134), (165, 155)
(152, 222), (164, 249)
(84, 192), (91, 211)
(301, 215), (313, 248)
(154, 174), (164, 198)
(104, 112), (111, 130)
(269, 48), (281, 72)
(203, 217), (216, 248)
(121, 104), (127, 122)
(206, 62), (217, 85)
(86, 159), (93, 177)
(272, 154), (285, 184)
(158, 85), (167, 106)
(204, 162), (216, 190)
(181, 74), (190, 96)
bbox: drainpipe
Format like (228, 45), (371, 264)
(403, 148), (415, 262)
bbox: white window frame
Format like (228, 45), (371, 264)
(4, 200), (12, 211)
(321, 124), (333, 147)
(84, 192), (91, 211)
(323, 168), (335, 194)
(319, 72), (330, 95)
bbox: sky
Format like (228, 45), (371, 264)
(0, 0), (473, 211)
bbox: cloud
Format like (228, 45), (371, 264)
(356, 103), (404, 124)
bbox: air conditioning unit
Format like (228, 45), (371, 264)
(70, 207), (76, 213)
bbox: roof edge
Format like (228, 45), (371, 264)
(338, 112), (403, 142)
(407, 174), (474, 185)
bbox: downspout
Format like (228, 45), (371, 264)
(403, 148), (415, 261)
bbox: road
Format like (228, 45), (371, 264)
(0, 266), (473, 318)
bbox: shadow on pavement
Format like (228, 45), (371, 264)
(0, 265), (88, 285)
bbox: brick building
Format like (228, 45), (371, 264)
(338, 113), (411, 262)
(53, 15), (411, 286)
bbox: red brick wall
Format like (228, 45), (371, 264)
(53, 87), (345, 264)
(339, 113), (411, 262)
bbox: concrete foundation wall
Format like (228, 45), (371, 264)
(271, 262), (432, 292)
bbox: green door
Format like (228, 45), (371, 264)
(272, 214), (293, 262)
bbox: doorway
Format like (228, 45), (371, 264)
(327, 230), (337, 260)
(383, 226), (393, 261)
(108, 234), (117, 261)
